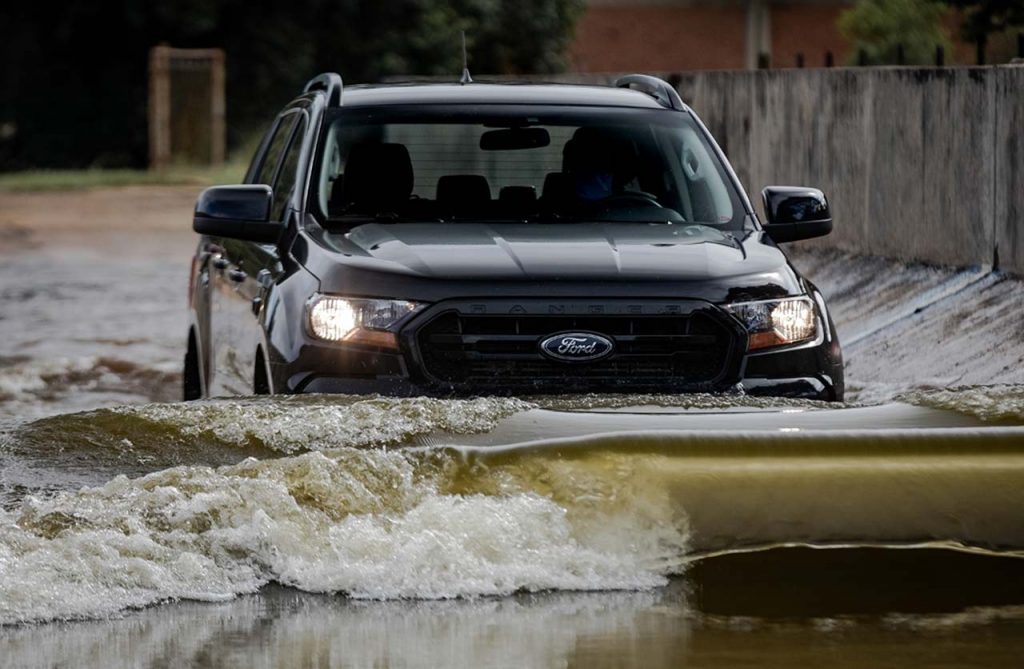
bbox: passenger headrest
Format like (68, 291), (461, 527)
(498, 185), (537, 208)
(343, 143), (413, 213)
(541, 172), (571, 203)
(436, 174), (491, 205)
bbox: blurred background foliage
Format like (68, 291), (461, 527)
(946, 0), (1024, 53)
(840, 0), (1024, 66)
(0, 0), (585, 170)
(839, 0), (952, 65)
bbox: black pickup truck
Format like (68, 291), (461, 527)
(186, 73), (844, 401)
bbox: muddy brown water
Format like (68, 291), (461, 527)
(2, 187), (1024, 667)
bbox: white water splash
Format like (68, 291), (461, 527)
(116, 395), (536, 453)
(898, 385), (1024, 423)
(0, 447), (682, 625)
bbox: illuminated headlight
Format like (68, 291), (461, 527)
(307, 295), (421, 347)
(724, 297), (818, 351)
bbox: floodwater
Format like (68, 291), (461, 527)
(2, 187), (1024, 667)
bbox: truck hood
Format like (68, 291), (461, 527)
(318, 222), (786, 281)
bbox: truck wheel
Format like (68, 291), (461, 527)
(254, 349), (271, 395)
(183, 333), (202, 401)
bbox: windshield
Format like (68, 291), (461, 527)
(309, 105), (747, 229)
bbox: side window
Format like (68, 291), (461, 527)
(245, 121), (276, 183)
(270, 117), (308, 220)
(254, 113), (299, 186)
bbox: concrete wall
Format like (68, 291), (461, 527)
(995, 67), (1024, 275)
(563, 67), (1024, 274)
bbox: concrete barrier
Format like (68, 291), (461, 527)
(558, 67), (1024, 274)
(995, 67), (1024, 275)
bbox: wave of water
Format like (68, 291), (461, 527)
(0, 445), (682, 624)
(2, 389), (1024, 625)
(897, 384), (1024, 424)
(0, 355), (180, 420)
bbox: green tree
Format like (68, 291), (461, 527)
(944, 1), (1024, 55)
(839, 0), (952, 65)
(0, 0), (586, 170)
(311, 0), (585, 82)
(459, 0), (586, 74)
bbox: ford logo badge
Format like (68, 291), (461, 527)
(539, 332), (615, 362)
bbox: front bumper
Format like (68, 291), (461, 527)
(294, 372), (840, 401)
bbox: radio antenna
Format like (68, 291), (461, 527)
(460, 31), (473, 85)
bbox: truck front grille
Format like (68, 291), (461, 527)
(410, 302), (743, 394)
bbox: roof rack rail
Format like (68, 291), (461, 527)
(304, 72), (344, 106)
(615, 74), (684, 111)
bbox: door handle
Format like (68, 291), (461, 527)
(228, 269), (247, 283)
(211, 256), (229, 270)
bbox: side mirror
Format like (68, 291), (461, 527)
(193, 185), (282, 243)
(761, 186), (832, 243)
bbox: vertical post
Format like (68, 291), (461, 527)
(148, 45), (171, 170)
(935, 45), (944, 67)
(745, 0), (772, 70)
(976, 37), (986, 65)
(757, 53), (771, 69)
(896, 43), (905, 65)
(825, 51), (834, 68)
(209, 49), (226, 167)
(796, 53), (804, 68)
(1018, 32), (1023, 58)
(858, 48), (868, 66)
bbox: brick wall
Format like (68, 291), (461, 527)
(770, 3), (851, 68)
(568, 2), (854, 72)
(568, 1), (997, 73)
(568, 5), (748, 72)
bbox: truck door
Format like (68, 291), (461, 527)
(207, 112), (299, 396)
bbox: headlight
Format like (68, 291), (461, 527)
(307, 295), (421, 347)
(724, 297), (818, 351)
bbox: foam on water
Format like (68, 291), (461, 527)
(898, 385), (1024, 424)
(0, 446), (683, 625)
(6, 414), (1024, 625)
(0, 355), (180, 420)
(122, 395), (535, 453)
(1, 395), (537, 499)
(4, 388), (1024, 625)
(530, 392), (836, 412)
(5, 393), (840, 497)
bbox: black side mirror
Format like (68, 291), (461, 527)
(193, 185), (282, 243)
(761, 186), (833, 243)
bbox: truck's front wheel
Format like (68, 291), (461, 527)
(183, 332), (202, 401)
